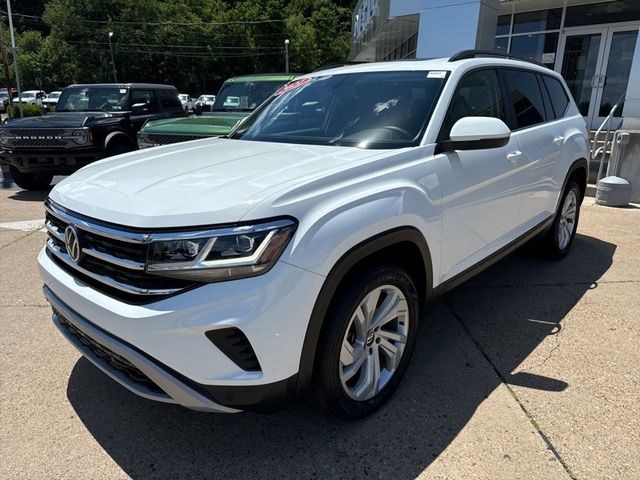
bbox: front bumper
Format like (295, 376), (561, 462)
(38, 247), (325, 412)
(0, 147), (105, 173)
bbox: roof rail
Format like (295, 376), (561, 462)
(312, 61), (369, 72)
(448, 49), (546, 68)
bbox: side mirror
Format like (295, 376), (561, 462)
(131, 102), (149, 115)
(444, 116), (511, 151)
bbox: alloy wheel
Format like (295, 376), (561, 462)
(557, 190), (577, 250)
(339, 285), (409, 401)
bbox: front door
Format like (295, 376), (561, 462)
(557, 24), (639, 130)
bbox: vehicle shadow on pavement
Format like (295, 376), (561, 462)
(66, 233), (615, 479)
(6, 189), (51, 202)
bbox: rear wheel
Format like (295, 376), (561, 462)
(312, 264), (419, 419)
(9, 166), (53, 191)
(532, 181), (581, 258)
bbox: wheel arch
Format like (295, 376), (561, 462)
(295, 226), (433, 397)
(103, 131), (134, 151)
(567, 157), (588, 201)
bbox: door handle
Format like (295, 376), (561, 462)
(553, 136), (565, 146)
(507, 151), (522, 163)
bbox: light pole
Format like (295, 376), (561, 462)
(108, 31), (117, 83)
(284, 39), (290, 73)
(5, 0), (22, 117)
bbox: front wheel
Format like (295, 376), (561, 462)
(312, 264), (419, 419)
(9, 166), (53, 191)
(106, 142), (133, 157)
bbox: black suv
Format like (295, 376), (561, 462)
(0, 83), (185, 190)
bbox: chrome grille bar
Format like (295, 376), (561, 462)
(45, 200), (148, 244)
(81, 247), (145, 271)
(45, 220), (65, 242)
(46, 239), (181, 296)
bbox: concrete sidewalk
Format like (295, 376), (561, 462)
(0, 188), (638, 479)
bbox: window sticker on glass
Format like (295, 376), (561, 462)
(275, 77), (311, 96)
(427, 71), (447, 79)
(119, 89), (127, 93)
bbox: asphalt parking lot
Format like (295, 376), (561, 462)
(0, 169), (638, 479)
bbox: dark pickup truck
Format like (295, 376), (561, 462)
(0, 83), (185, 190)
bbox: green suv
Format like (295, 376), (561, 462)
(137, 74), (296, 148)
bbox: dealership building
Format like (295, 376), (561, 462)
(350, 0), (640, 201)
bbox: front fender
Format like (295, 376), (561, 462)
(280, 183), (442, 280)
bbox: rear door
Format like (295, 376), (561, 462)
(500, 68), (562, 229)
(437, 68), (522, 281)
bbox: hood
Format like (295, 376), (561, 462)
(142, 112), (248, 136)
(1, 111), (112, 128)
(50, 138), (388, 228)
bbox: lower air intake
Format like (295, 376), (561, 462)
(205, 328), (261, 372)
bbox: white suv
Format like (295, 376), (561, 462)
(39, 52), (589, 418)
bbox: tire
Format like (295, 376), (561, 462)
(106, 142), (132, 157)
(312, 263), (419, 419)
(533, 181), (581, 259)
(9, 166), (53, 191)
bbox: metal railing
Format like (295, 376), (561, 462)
(591, 95), (625, 183)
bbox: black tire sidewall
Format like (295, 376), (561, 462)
(313, 264), (419, 419)
(551, 181), (581, 258)
(106, 142), (132, 157)
(9, 166), (52, 190)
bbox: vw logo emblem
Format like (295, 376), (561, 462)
(64, 225), (82, 263)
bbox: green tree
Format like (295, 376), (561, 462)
(8, 0), (352, 93)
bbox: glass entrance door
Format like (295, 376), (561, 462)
(557, 25), (639, 129)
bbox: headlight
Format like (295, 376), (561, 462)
(0, 131), (8, 145)
(137, 133), (155, 149)
(71, 129), (89, 144)
(146, 218), (297, 282)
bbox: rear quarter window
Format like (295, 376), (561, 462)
(542, 75), (570, 118)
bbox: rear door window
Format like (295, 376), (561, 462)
(439, 69), (507, 140)
(501, 69), (546, 129)
(542, 75), (570, 118)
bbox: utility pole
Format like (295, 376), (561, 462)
(5, 0), (22, 117)
(284, 39), (290, 73)
(0, 19), (15, 113)
(108, 32), (117, 83)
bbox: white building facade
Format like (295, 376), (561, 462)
(351, 0), (640, 132)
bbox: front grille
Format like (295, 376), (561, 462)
(10, 128), (65, 137)
(12, 138), (67, 147)
(45, 200), (199, 304)
(147, 133), (208, 145)
(55, 309), (164, 394)
(2, 128), (75, 148)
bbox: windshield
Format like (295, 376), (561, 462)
(19, 92), (36, 98)
(198, 95), (215, 102)
(212, 80), (288, 112)
(56, 86), (130, 112)
(48, 92), (61, 99)
(230, 71), (448, 149)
